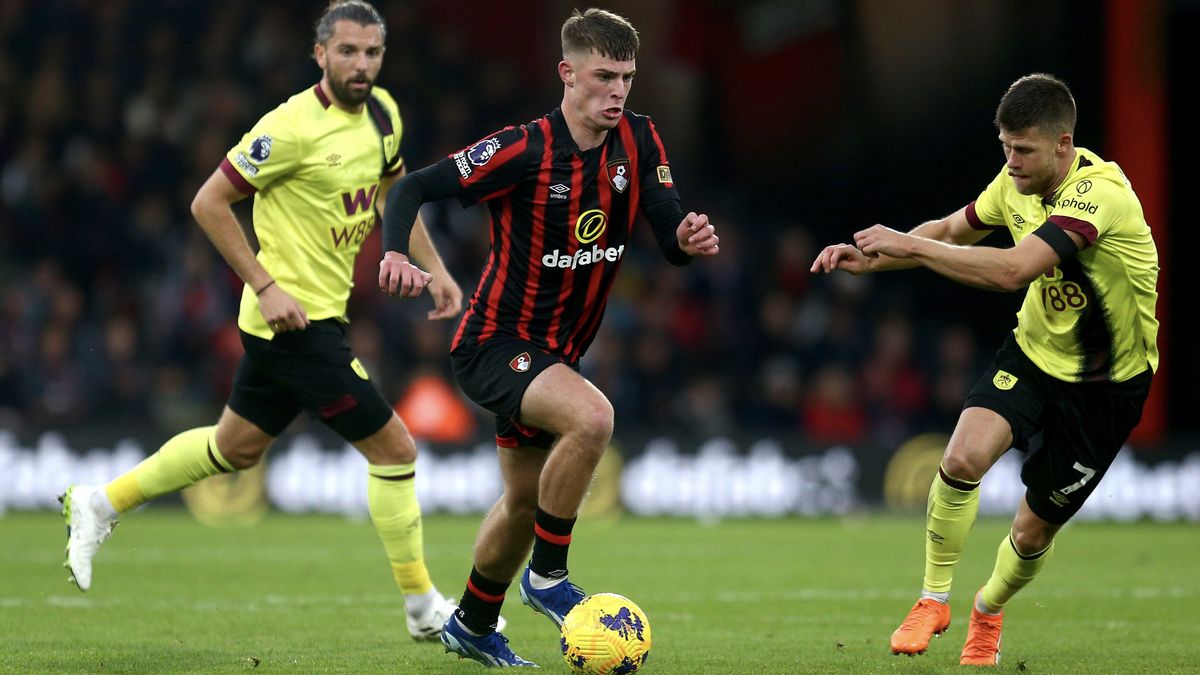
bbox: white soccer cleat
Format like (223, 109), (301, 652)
(59, 484), (116, 592)
(407, 594), (506, 641)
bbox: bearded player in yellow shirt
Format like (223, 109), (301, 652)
(812, 73), (1158, 666)
(57, 1), (491, 642)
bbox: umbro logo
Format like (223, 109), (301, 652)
(549, 183), (570, 201)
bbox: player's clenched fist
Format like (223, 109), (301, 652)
(677, 212), (719, 256)
(378, 251), (433, 297)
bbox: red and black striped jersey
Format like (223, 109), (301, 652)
(443, 108), (684, 364)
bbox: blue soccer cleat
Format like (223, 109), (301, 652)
(518, 566), (585, 628)
(439, 615), (538, 668)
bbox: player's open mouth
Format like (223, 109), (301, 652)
(602, 107), (622, 119)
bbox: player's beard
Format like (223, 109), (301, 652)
(329, 75), (374, 107)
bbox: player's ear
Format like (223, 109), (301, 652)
(314, 42), (327, 69)
(558, 60), (574, 87)
(1057, 132), (1073, 154)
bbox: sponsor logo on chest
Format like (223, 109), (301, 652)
(1058, 196), (1099, 214)
(539, 208), (625, 269)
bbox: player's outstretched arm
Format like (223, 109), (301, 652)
(377, 168), (461, 315)
(810, 207), (988, 276)
(379, 161), (465, 299)
(853, 220), (1079, 292)
(191, 168), (308, 332)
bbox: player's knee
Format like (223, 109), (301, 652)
(367, 441), (418, 466)
(1010, 513), (1057, 554)
(356, 416), (419, 465)
(940, 447), (985, 483)
(503, 490), (540, 523)
(499, 477), (541, 523)
(220, 441), (268, 470)
(570, 399), (614, 448)
(1009, 525), (1054, 556)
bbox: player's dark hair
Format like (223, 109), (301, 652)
(994, 73), (1076, 136)
(315, 0), (386, 45)
(561, 8), (639, 61)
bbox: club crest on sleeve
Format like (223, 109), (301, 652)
(656, 165), (673, 186)
(993, 370), (1018, 390)
(509, 352), (531, 373)
(249, 135), (273, 163)
(467, 138), (501, 166)
(606, 159), (630, 193)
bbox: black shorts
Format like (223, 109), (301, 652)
(450, 337), (570, 450)
(228, 320), (394, 442)
(964, 333), (1152, 524)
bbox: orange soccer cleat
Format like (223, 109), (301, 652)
(960, 604), (1003, 666)
(890, 598), (951, 655)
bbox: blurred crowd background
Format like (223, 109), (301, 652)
(0, 0), (1193, 450)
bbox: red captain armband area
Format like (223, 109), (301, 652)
(219, 157), (258, 195)
(1032, 221), (1087, 262)
(964, 201), (1004, 231)
(1047, 214), (1099, 245)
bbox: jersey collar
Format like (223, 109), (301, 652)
(312, 82), (369, 119)
(313, 83), (332, 109)
(550, 107), (610, 157)
(549, 108), (581, 155)
(1043, 149), (1091, 206)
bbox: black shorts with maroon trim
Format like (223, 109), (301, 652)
(964, 333), (1152, 524)
(228, 319), (393, 442)
(450, 336), (571, 450)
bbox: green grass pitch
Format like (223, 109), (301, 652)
(1, 511), (1196, 673)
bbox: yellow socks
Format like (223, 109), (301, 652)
(923, 466), (981, 594)
(979, 534), (1054, 611)
(104, 426), (233, 514)
(367, 463), (433, 596)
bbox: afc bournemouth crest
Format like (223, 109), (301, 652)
(509, 352), (532, 373)
(606, 159), (630, 193)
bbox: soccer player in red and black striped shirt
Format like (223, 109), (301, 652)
(380, 8), (719, 667)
